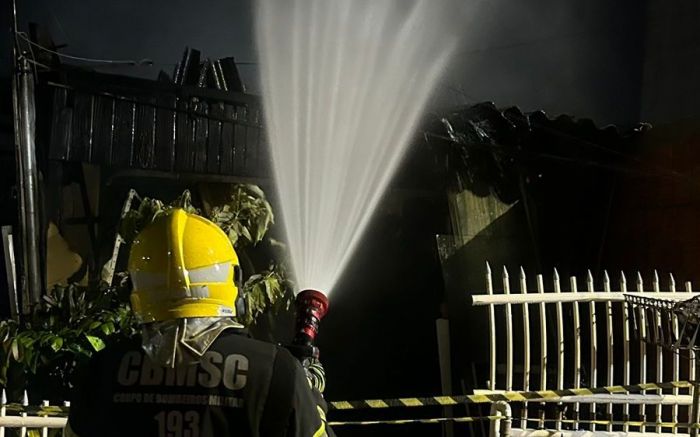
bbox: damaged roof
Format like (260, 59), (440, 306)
(425, 102), (651, 202)
(38, 53), (651, 195)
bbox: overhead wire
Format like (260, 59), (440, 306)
(16, 32), (153, 66)
(16, 32), (260, 69)
(23, 58), (51, 72)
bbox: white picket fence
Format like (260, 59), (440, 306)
(5, 264), (700, 436)
(0, 390), (67, 436)
(471, 264), (700, 436)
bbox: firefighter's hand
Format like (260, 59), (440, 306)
(285, 343), (319, 361)
(303, 358), (326, 394)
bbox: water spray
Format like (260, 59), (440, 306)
(288, 289), (329, 361)
(256, 1), (460, 295)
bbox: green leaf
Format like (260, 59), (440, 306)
(84, 335), (106, 352)
(227, 227), (239, 246)
(263, 280), (274, 302)
(42, 294), (57, 307)
(255, 218), (269, 243)
(239, 225), (252, 243)
(50, 337), (63, 352)
(25, 348), (35, 370)
(10, 339), (19, 361)
(17, 333), (36, 348)
(67, 343), (90, 356)
(100, 322), (115, 336)
(244, 184), (266, 198)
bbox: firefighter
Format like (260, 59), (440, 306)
(66, 208), (333, 437)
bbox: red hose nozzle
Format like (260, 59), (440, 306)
(293, 289), (329, 347)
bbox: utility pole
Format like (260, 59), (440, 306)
(11, 0), (44, 311)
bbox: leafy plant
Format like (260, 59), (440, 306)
(210, 184), (274, 247)
(0, 275), (137, 399)
(236, 263), (294, 327)
(0, 184), (292, 403)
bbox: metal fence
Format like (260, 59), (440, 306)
(7, 265), (699, 435)
(0, 390), (67, 436)
(471, 264), (700, 434)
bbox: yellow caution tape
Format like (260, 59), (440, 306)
(329, 380), (694, 410)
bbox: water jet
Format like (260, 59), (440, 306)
(256, 0), (459, 298)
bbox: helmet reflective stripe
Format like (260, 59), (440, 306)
(188, 262), (231, 284)
(130, 271), (189, 298)
(130, 271), (167, 291)
(189, 285), (210, 298)
(131, 270), (188, 300)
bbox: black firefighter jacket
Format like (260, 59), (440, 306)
(65, 330), (333, 437)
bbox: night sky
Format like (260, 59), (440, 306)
(4, 0), (652, 125)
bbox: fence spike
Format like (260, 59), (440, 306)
(503, 265), (513, 392)
(519, 264), (530, 429)
(668, 271), (680, 433)
(1, 389), (6, 405)
(486, 263), (495, 391)
(587, 269), (598, 430)
(635, 270), (648, 430)
(536, 273), (547, 429)
(651, 269), (663, 433)
(620, 269), (630, 432)
(602, 269), (614, 432)
(21, 390), (28, 406)
(553, 267), (564, 430)
(569, 274), (582, 429)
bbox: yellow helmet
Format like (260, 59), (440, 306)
(128, 208), (243, 323)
